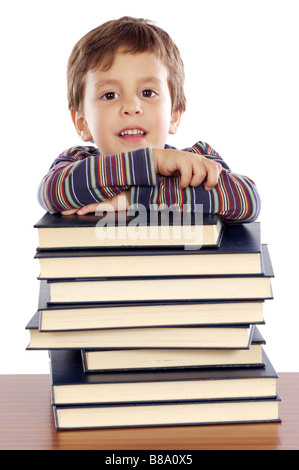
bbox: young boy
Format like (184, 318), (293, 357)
(38, 16), (260, 223)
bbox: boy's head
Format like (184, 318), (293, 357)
(67, 17), (186, 154)
(67, 16), (186, 115)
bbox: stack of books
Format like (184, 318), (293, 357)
(26, 210), (281, 430)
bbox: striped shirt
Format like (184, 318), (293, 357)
(38, 141), (260, 223)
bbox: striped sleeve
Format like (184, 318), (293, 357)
(134, 141), (261, 224)
(189, 142), (261, 223)
(38, 146), (157, 213)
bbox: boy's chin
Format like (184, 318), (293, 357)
(96, 137), (164, 155)
(102, 142), (150, 155)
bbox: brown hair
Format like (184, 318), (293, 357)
(67, 16), (186, 113)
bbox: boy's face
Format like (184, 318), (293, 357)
(72, 51), (181, 154)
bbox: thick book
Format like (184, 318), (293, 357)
(82, 326), (266, 371)
(26, 311), (254, 350)
(50, 349), (277, 406)
(46, 245), (274, 304)
(52, 396), (281, 430)
(35, 223), (262, 279)
(34, 211), (223, 250)
(37, 281), (264, 331)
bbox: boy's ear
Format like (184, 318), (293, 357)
(168, 109), (182, 135)
(70, 109), (93, 142)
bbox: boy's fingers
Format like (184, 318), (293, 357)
(153, 148), (222, 190)
(188, 160), (222, 190)
(77, 203), (102, 215)
(189, 158), (209, 187)
(178, 160), (193, 188)
(204, 162), (222, 191)
(61, 208), (79, 215)
(61, 192), (130, 216)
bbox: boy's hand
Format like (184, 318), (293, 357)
(61, 191), (130, 215)
(153, 148), (222, 191)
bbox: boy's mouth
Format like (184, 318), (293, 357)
(118, 127), (147, 144)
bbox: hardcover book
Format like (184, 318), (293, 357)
(53, 396), (281, 430)
(82, 326), (266, 371)
(34, 210), (223, 250)
(35, 222), (262, 279)
(50, 348), (278, 406)
(26, 311), (254, 350)
(37, 280), (265, 331)
(45, 245), (273, 304)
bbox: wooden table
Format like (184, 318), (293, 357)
(0, 373), (298, 450)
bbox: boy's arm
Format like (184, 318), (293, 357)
(38, 146), (157, 214)
(133, 142), (261, 224)
(38, 144), (220, 214)
(38, 142), (260, 223)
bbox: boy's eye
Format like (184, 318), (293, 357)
(140, 89), (157, 98)
(101, 92), (119, 100)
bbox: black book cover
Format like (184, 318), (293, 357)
(35, 210), (221, 229)
(36, 279), (265, 323)
(50, 347), (277, 394)
(35, 221), (261, 259)
(44, 244), (273, 284)
(34, 210), (223, 250)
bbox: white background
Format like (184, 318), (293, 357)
(0, 0), (298, 373)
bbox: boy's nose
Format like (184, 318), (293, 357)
(120, 98), (143, 116)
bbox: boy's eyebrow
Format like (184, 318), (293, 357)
(94, 76), (164, 90)
(140, 76), (163, 85)
(94, 79), (120, 90)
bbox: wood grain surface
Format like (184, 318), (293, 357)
(0, 372), (298, 450)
